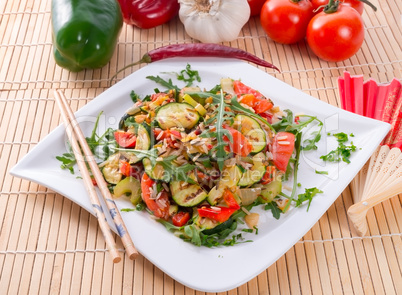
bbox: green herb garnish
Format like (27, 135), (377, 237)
(295, 187), (323, 211)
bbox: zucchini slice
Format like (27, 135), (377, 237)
(155, 102), (200, 130)
(113, 176), (142, 205)
(170, 181), (207, 207)
(238, 152), (266, 187)
(101, 153), (122, 184)
(232, 115), (266, 154)
(143, 158), (170, 182)
(132, 124), (151, 150)
(193, 210), (218, 230)
(207, 165), (242, 206)
(259, 180), (282, 203)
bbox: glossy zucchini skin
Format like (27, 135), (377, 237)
(238, 152), (266, 187)
(170, 181), (207, 207)
(155, 102), (200, 130)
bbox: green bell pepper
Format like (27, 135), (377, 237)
(51, 0), (123, 72)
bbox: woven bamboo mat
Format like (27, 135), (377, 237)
(1, 0), (401, 294)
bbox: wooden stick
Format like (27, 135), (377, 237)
(54, 90), (139, 261)
(54, 91), (122, 263)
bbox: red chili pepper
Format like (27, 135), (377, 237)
(197, 206), (238, 223)
(172, 212), (191, 227)
(112, 44), (280, 81)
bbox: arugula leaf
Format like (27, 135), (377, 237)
(320, 133), (357, 164)
(295, 187), (323, 211)
(200, 90), (233, 171)
(283, 132), (302, 212)
(332, 132), (349, 143)
(56, 152), (76, 174)
(315, 170), (328, 175)
(130, 90), (141, 103)
(146, 75), (180, 94)
(264, 202), (281, 219)
(176, 63), (201, 86)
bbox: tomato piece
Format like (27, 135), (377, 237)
(233, 80), (264, 99)
(140, 173), (170, 219)
(223, 189), (240, 210)
(248, 0), (267, 16)
(260, 0), (314, 44)
(118, 0), (180, 29)
(223, 125), (253, 157)
(253, 99), (273, 114)
(272, 132), (295, 172)
(306, 5), (364, 62)
(261, 166), (276, 185)
(197, 206), (238, 223)
(172, 212), (191, 227)
(114, 131), (137, 148)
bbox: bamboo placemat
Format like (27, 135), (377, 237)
(1, 0), (401, 294)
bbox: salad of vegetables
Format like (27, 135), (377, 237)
(58, 66), (328, 247)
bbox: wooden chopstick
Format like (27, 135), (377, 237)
(54, 90), (139, 261)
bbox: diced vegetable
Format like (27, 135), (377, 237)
(272, 132), (296, 172)
(170, 180), (208, 207)
(113, 176), (142, 205)
(238, 152), (266, 187)
(232, 115), (266, 153)
(259, 181), (282, 203)
(155, 102), (200, 130)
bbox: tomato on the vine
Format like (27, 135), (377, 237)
(260, 0), (314, 44)
(248, 0), (267, 16)
(311, 0), (365, 14)
(306, 3), (364, 62)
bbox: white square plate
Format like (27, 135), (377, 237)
(10, 58), (390, 292)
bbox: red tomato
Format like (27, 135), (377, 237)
(172, 212), (190, 227)
(248, 0), (267, 16)
(141, 173), (170, 219)
(118, 0), (180, 29)
(233, 81), (273, 113)
(222, 125), (253, 157)
(306, 5), (364, 62)
(233, 80), (264, 99)
(197, 207), (238, 223)
(272, 132), (295, 172)
(253, 99), (273, 114)
(260, 0), (314, 44)
(114, 131), (136, 148)
(311, 0), (364, 14)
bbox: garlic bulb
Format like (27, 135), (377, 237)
(178, 0), (251, 43)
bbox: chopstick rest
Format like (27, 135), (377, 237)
(54, 90), (139, 261)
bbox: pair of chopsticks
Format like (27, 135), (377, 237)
(54, 89), (138, 263)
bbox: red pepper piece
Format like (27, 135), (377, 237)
(114, 131), (136, 148)
(141, 173), (170, 219)
(223, 189), (240, 210)
(172, 212), (191, 227)
(261, 166), (276, 185)
(197, 207), (238, 223)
